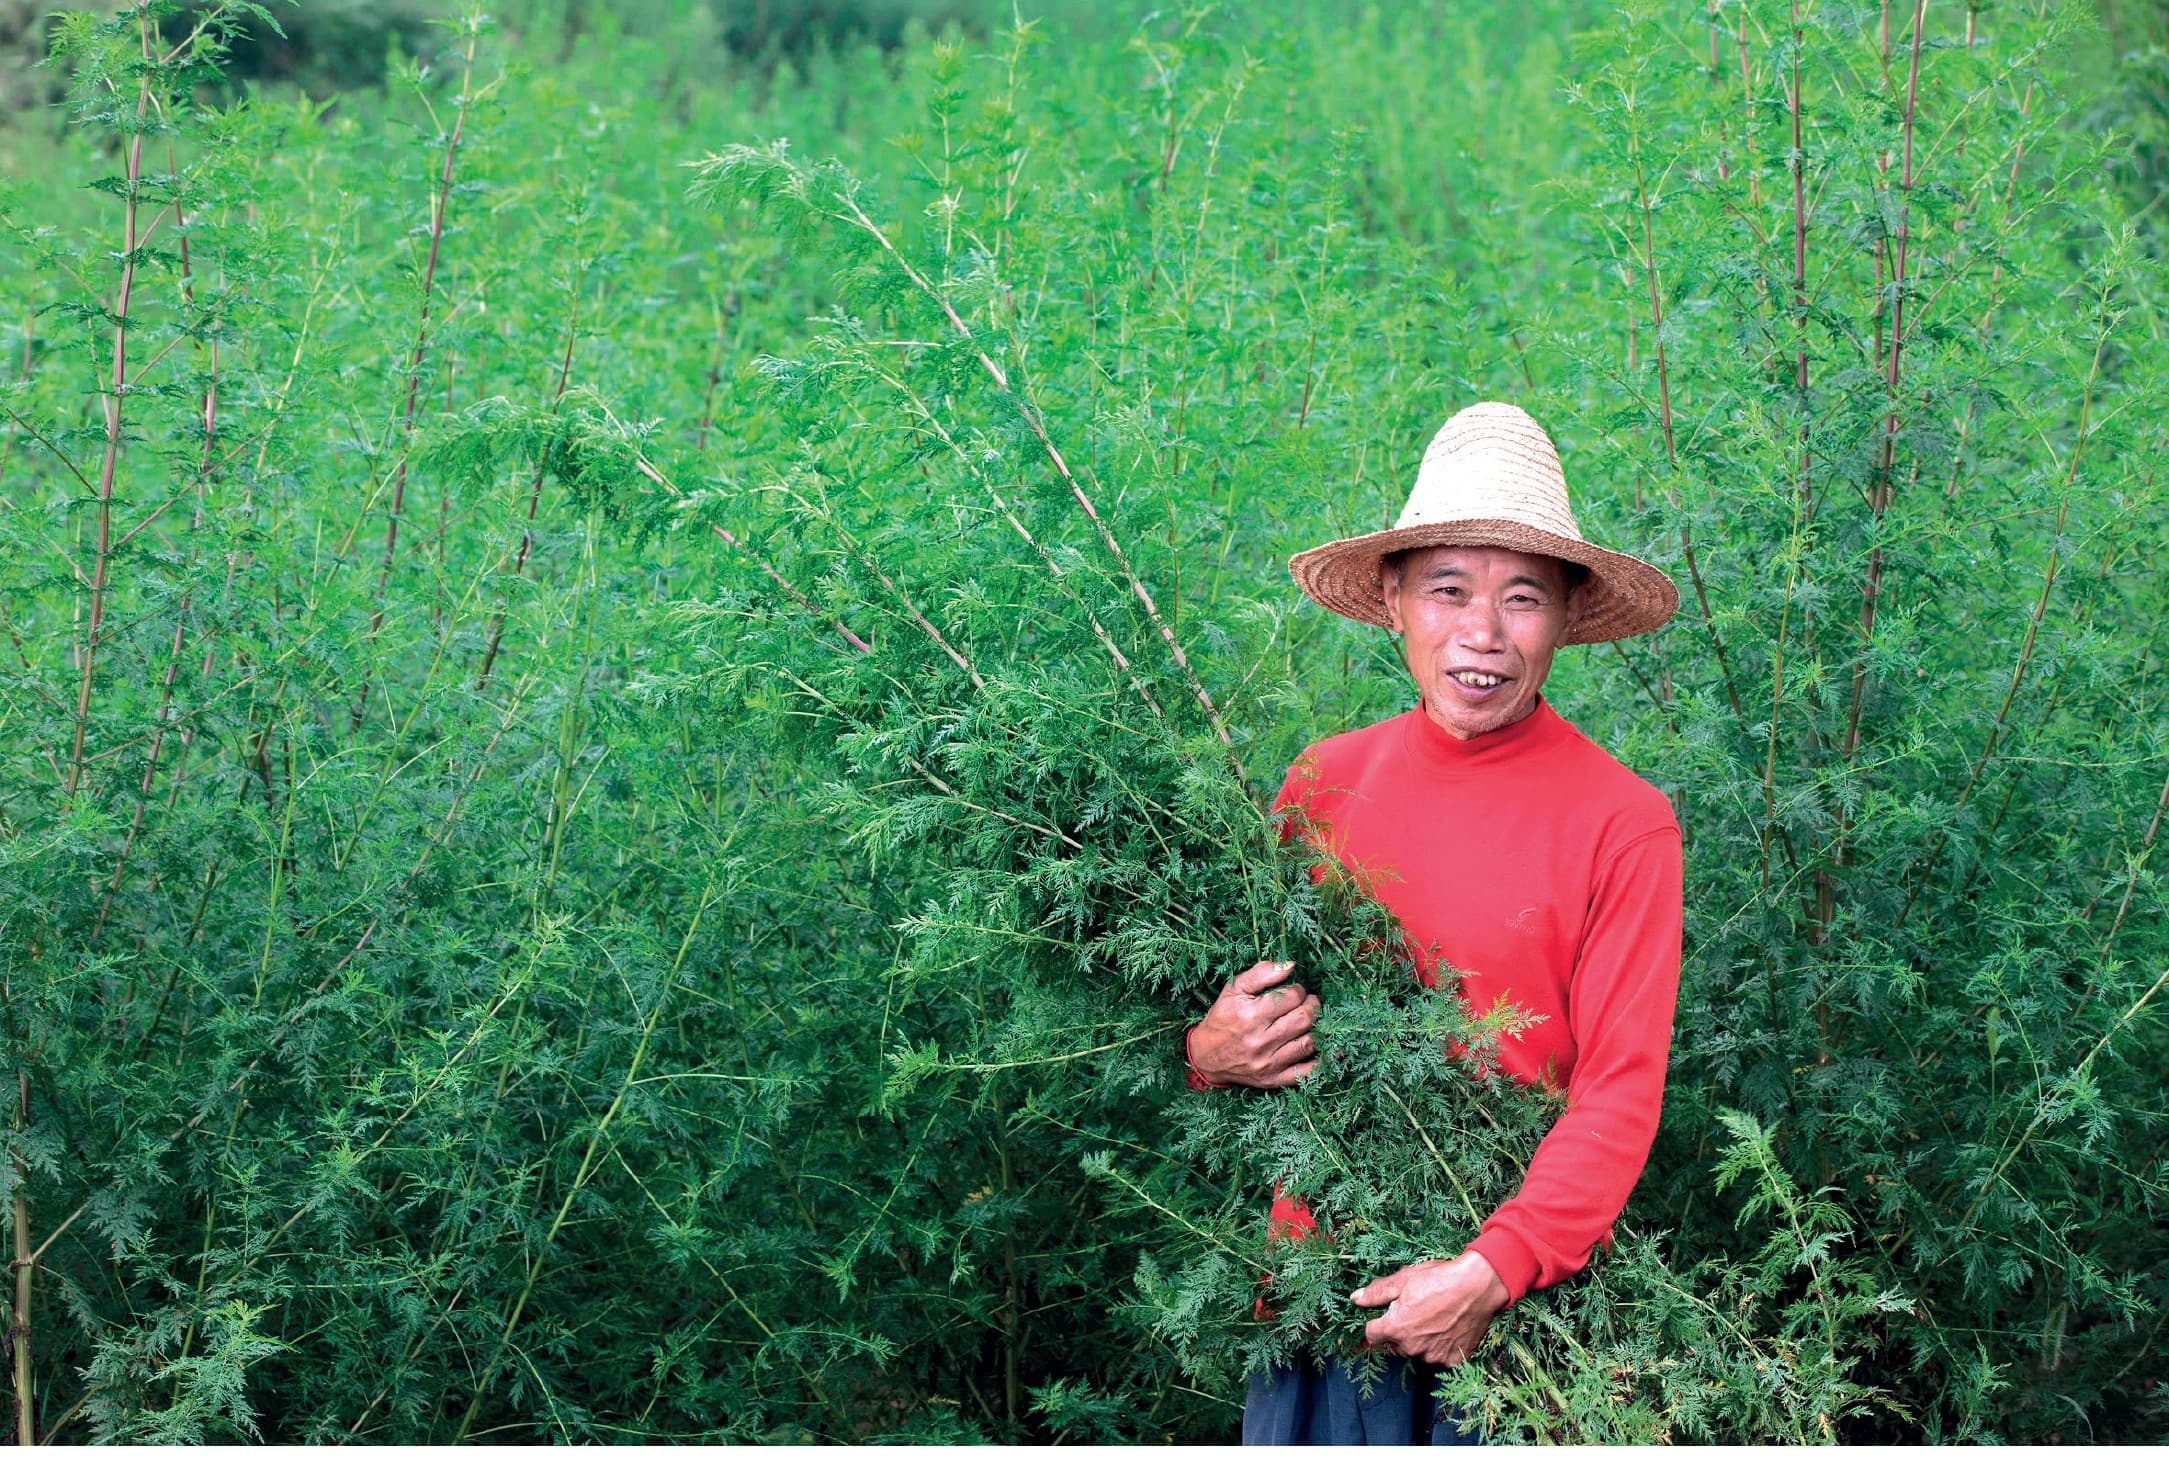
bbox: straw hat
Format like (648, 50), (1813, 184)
(1288, 401), (1679, 645)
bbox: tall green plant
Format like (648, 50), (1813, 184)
(0, 0), (2158, 1446)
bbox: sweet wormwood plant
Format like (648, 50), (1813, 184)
(661, 0), (2164, 1443)
(0, 0), (860, 1443)
(6, 0), (1283, 1443)
(665, 48), (1907, 1439)
(1, 0), (2160, 1444)
(1542, 0), (2167, 1441)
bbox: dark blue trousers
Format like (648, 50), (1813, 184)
(1242, 1356), (1482, 1445)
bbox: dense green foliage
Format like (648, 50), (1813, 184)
(1, 0), (2162, 1444)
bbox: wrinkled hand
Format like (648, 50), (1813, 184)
(1187, 960), (1319, 1088)
(1350, 1252), (1509, 1366)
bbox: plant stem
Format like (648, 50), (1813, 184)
(1626, 101), (1746, 726)
(1838, 0), (1928, 762)
(10, 1074), (29, 1445)
(476, 248), (584, 689)
(694, 290), (730, 452)
(2081, 765), (2167, 987)
(1891, 294), (2112, 926)
(452, 886), (718, 1441)
(1924, 966), (2167, 1261)
(92, 134), (222, 946)
(356, 18), (481, 721)
(65, 4), (156, 803)
(819, 184), (1246, 786)
(875, 368), (1167, 719)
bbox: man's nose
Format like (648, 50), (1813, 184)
(1452, 599), (1508, 651)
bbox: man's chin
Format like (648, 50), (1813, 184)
(1423, 686), (1534, 740)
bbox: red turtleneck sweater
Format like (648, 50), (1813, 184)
(1188, 694), (1683, 1303)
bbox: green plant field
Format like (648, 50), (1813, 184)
(1, 0), (2163, 1444)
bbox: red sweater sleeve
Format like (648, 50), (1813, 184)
(1465, 825), (1683, 1302)
(1186, 760), (1312, 1091)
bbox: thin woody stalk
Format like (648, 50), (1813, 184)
(65, 3), (157, 803)
(92, 132), (221, 946)
(1921, 4), (2050, 535)
(1624, 102), (1747, 727)
(1891, 298), (2113, 926)
(1838, 0), (1928, 764)
(1931, 481), (2140, 929)
(1884, 964), (2169, 1266)
(629, 453), (872, 657)
(355, 17), (481, 719)
(807, 500), (986, 692)
(2082, 768), (2168, 981)
(11, 1074), (29, 1445)
(634, 456), (1085, 850)
(873, 367), (1168, 721)
(695, 291), (730, 453)
(451, 888), (720, 1443)
(783, 173), (1249, 786)
(1764, 0), (1814, 891)
(199, 236), (332, 687)
(122, 668), (537, 1137)
(1813, 0), (1927, 954)
(33, 667), (541, 1285)
(475, 250), (584, 689)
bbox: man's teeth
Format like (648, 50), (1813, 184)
(1456, 673), (1504, 688)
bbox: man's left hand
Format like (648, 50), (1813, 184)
(1350, 1251), (1510, 1366)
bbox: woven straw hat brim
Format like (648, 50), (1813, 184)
(1288, 519), (1680, 646)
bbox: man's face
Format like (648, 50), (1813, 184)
(1380, 544), (1583, 741)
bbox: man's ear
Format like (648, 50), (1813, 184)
(1379, 556), (1403, 634)
(1559, 576), (1588, 643)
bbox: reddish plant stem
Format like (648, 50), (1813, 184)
(1627, 120), (1747, 727)
(816, 507), (985, 691)
(1611, 643), (1677, 734)
(1891, 323), (2109, 928)
(355, 23), (481, 721)
(65, 8), (156, 803)
(92, 140), (223, 946)
(877, 369), (1167, 720)
(633, 455), (873, 655)
(715, 524), (873, 655)
(11, 1074), (29, 1445)
(1820, 0), (1927, 944)
(1762, 0), (1814, 897)
(2085, 768), (2168, 978)
(475, 258), (584, 689)
(825, 189), (1243, 784)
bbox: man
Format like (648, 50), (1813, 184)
(1183, 401), (1685, 1445)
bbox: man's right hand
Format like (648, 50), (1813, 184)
(1186, 960), (1319, 1088)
